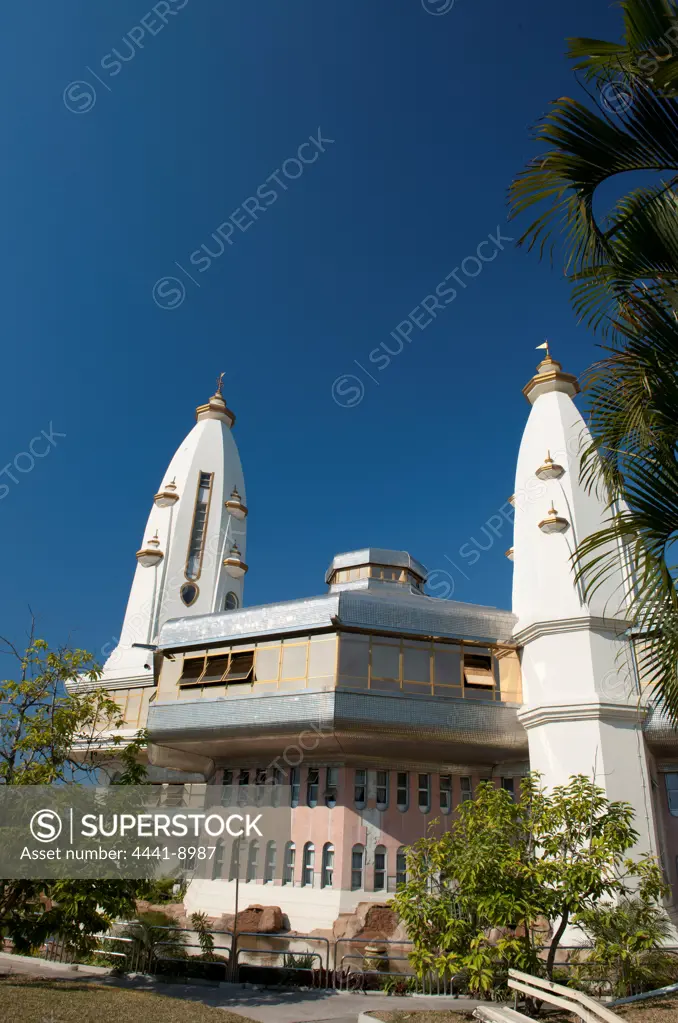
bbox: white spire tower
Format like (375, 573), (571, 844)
(99, 375), (248, 688)
(512, 345), (658, 858)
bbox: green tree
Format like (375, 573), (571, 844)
(392, 775), (666, 991)
(0, 627), (150, 954)
(0, 626), (146, 784)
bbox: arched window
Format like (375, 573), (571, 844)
(224, 591), (239, 611)
(228, 838), (241, 881)
(302, 842), (315, 887)
(282, 842), (295, 885)
(220, 769), (233, 807)
(307, 767), (319, 807)
(376, 770), (389, 810)
(186, 470), (213, 579)
(418, 773), (431, 813)
(264, 841), (276, 884)
(396, 846), (407, 888)
(351, 844), (364, 890)
(321, 843), (334, 888)
(246, 839), (259, 882)
(290, 766), (300, 807)
(354, 769), (366, 809)
(212, 840), (225, 880)
(396, 772), (409, 812)
(325, 767), (338, 808)
(374, 845), (386, 891)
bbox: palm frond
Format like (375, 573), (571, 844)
(568, 0), (678, 93)
(509, 82), (678, 328)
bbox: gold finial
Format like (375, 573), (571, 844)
(216, 372), (225, 395)
(536, 340), (551, 359)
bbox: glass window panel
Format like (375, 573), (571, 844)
(434, 645), (461, 685)
(460, 776), (472, 801)
(302, 843), (315, 887)
(376, 770), (389, 810)
(396, 772), (409, 811)
(354, 768), (366, 808)
(440, 774), (452, 813)
(263, 841), (276, 884)
(464, 651), (495, 688)
(496, 647), (522, 702)
(338, 635), (369, 678)
(186, 471), (213, 580)
(322, 843), (334, 888)
(418, 773), (431, 812)
(351, 845), (364, 890)
(281, 643), (308, 680)
(396, 848), (407, 886)
(308, 637), (337, 677)
(307, 767), (319, 807)
(290, 766), (300, 808)
(374, 846), (386, 891)
(246, 840), (259, 882)
(325, 767), (338, 808)
(202, 655), (230, 685)
(403, 644), (431, 683)
(282, 842), (295, 885)
(179, 656), (206, 684)
(666, 774), (678, 815)
(371, 644), (400, 681)
(226, 652), (254, 683)
(254, 645), (280, 682)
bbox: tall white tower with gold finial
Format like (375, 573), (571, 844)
(94, 376), (248, 690)
(512, 346), (658, 859)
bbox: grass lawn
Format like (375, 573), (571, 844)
(0, 974), (256, 1023)
(366, 995), (678, 1022)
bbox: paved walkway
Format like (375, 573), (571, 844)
(112, 976), (480, 1022)
(0, 951), (480, 1022)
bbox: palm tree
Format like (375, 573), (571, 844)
(509, 0), (678, 334)
(509, 0), (678, 719)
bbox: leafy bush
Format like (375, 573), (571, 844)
(121, 909), (187, 972)
(282, 950), (316, 969)
(574, 899), (678, 997)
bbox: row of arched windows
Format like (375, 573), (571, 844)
(211, 839), (407, 890)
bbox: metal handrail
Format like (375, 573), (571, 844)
(233, 931), (331, 971)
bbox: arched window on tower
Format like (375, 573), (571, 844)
(185, 470), (213, 581)
(224, 591), (239, 611)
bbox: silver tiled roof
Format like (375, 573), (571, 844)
(158, 587), (516, 650)
(326, 548), (428, 583)
(147, 689), (528, 764)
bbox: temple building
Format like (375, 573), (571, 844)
(70, 355), (678, 934)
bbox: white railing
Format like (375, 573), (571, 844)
(508, 969), (622, 1023)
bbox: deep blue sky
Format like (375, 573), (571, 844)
(1, 0), (623, 662)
